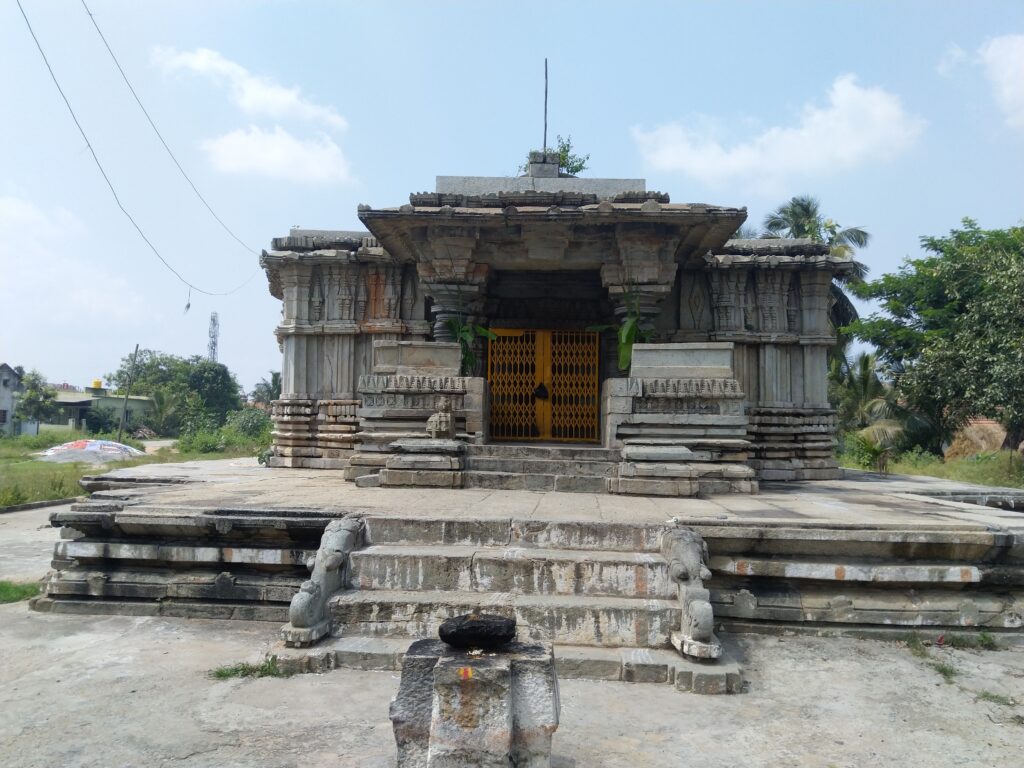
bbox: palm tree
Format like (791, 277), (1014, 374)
(251, 372), (281, 407)
(830, 352), (936, 471)
(147, 387), (180, 436)
(762, 195), (870, 336)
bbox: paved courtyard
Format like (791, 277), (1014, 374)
(76, 456), (1024, 533)
(2, 486), (1023, 767)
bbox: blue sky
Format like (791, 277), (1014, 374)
(1, 0), (1021, 392)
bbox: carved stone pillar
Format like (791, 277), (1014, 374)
(798, 270), (834, 408)
(411, 226), (489, 341)
(602, 226), (680, 332)
(707, 269), (750, 332)
(756, 270), (791, 333)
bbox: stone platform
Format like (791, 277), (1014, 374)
(34, 458), (1024, 646)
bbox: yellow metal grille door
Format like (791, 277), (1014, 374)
(488, 330), (539, 440)
(551, 330), (600, 441)
(488, 329), (599, 442)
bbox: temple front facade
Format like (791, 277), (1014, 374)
(261, 151), (855, 495)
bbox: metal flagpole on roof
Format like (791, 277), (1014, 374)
(543, 58), (548, 151)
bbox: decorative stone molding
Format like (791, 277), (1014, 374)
(358, 374), (470, 395)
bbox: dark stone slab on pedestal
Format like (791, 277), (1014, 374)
(439, 613), (516, 650)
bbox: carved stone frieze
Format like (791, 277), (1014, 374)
(358, 374), (470, 395)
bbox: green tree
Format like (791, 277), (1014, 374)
(107, 349), (188, 393)
(251, 372), (281, 406)
(15, 370), (58, 423)
(762, 195), (870, 333)
(186, 359), (242, 425)
(851, 220), (1024, 448)
(107, 350), (242, 431)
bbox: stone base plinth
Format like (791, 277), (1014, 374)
(281, 619), (330, 648)
(610, 439), (758, 497)
(267, 398), (359, 469)
(748, 408), (840, 480)
(389, 639), (559, 768)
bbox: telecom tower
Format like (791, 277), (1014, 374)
(208, 312), (219, 362)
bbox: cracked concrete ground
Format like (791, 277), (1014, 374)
(2, 504), (1023, 767)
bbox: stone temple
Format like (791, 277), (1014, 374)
(260, 150), (854, 494)
(36, 151), (1022, 696)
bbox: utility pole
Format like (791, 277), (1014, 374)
(116, 343), (139, 444)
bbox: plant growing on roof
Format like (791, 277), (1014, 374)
(518, 135), (590, 176)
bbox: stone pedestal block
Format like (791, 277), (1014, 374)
(373, 340), (462, 377)
(390, 639), (559, 768)
(379, 438), (467, 489)
(604, 343), (758, 497)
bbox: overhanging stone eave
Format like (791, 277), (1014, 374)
(359, 206), (748, 266)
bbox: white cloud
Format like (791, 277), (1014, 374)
(632, 75), (926, 193)
(0, 197), (147, 329)
(152, 46), (347, 130)
(936, 43), (967, 77)
(201, 125), (351, 183)
(978, 34), (1024, 131)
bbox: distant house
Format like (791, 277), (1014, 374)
(0, 363), (23, 436)
(53, 380), (155, 430)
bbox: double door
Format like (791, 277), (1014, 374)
(487, 329), (599, 442)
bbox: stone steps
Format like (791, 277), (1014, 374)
(363, 516), (665, 552)
(463, 456), (619, 477)
(350, 544), (674, 598)
(461, 445), (621, 493)
(330, 589), (678, 648)
(463, 471), (609, 493)
(339, 512), (680, 650)
(268, 635), (743, 694)
(466, 444), (619, 462)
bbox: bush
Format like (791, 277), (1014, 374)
(224, 408), (272, 439)
(219, 407), (272, 455)
(840, 433), (879, 469)
(894, 446), (941, 469)
(177, 430), (224, 453)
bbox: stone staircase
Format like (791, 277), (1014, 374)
(333, 515), (677, 649)
(275, 513), (743, 691)
(461, 444), (620, 493)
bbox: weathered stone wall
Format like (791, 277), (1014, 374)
(261, 233), (431, 468)
(646, 243), (853, 480)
